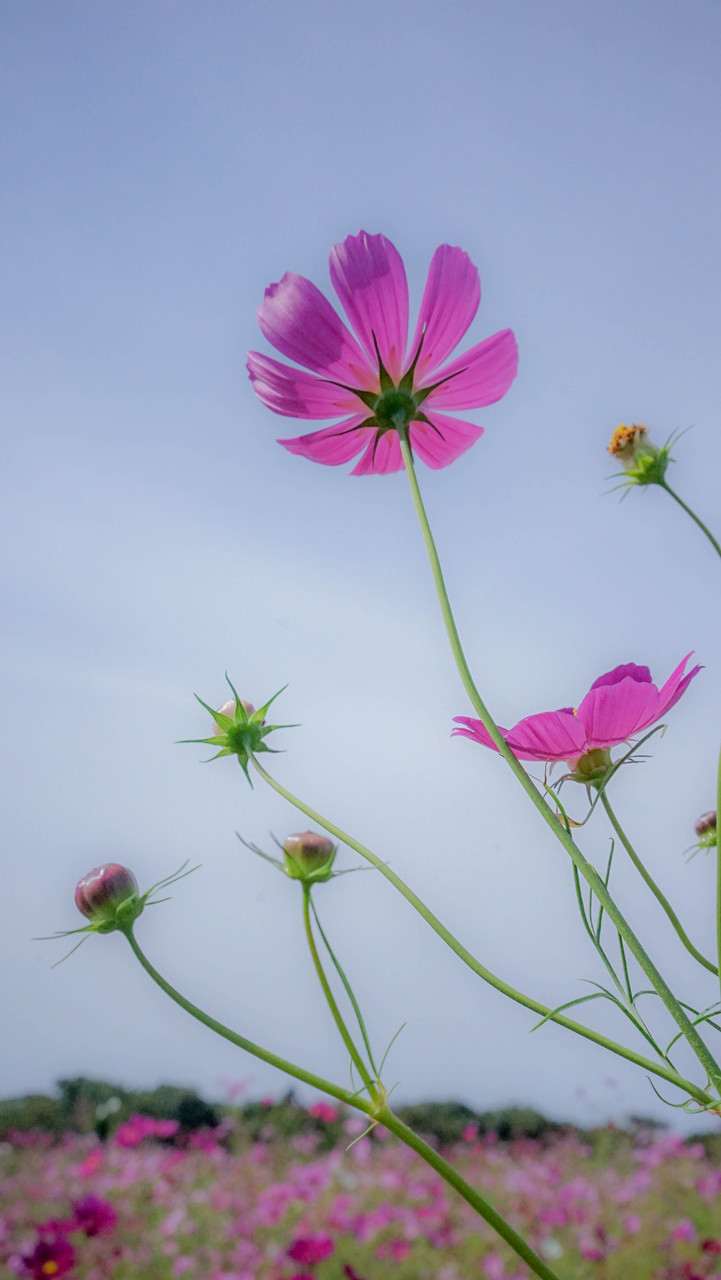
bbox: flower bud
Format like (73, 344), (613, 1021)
(75, 864), (140, 931)
(695, 810), (717, 838)
(214, 698), (255, 728)
(282, 831), (336, 883)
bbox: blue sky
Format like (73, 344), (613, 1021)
(2, 0), (721, 1127)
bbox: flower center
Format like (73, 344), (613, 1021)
(372, 386), (418, 433)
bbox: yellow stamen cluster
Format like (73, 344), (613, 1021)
(42, 1264), (59, 1277)
(607, 422), (648, 461)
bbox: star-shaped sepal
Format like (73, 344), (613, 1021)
(182, 676), (295, 785)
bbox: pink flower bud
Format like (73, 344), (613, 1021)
(214, 697), (255, 730)
(282, 830), (336, 883)
(695, 810), (717, 838)
(75, 864), (139, 924)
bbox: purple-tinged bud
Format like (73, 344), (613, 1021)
(75, 864), (140, 931)
(282, 831), (337, 884)
(695, 811), (717, 838)
(214, 698), (255, 730)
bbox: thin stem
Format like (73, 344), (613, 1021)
(717, 744), (721, 1001)
(122, 926), (373, 1114)
(301, 886), (377, 1099)
(310, 897), (379, 1076)
(399, 434), (721, 1091)
(376, 1106), (562, 1280)
(600, 790), (717, 976)
(250, 756), (713, 1108)
(124, 926), (562, 1280)
(660, 481), (721, 560)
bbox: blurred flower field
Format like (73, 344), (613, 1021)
(2, 1102), (721, 1280)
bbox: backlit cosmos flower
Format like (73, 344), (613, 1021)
(453, 655), (700, 779)
(247, 231), (518, 474)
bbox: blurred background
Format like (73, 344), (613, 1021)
(2, 0), (720, 1130)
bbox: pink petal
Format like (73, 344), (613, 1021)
(258, 272), (376, 386)
(422, 329), (519, 410)
(408, 245), (480, 382)
(453, 711), (586, 762)
(452, 717), (509, 752)
(350, 429), (403, 476)
(278, 416), (372, 466)
(656, 652), (702, 717)
(575, 677), (660, 749)
(588, 663), (652, 692)
(409, 412), (483, 469)
(247, 351), (363, 419)
(506, 710), (588, 761)
(329, 231), (409, 382)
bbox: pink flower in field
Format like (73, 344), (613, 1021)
(71, 1194), (118, 1237)
(18, 1235), (75, 1279)
(670, 1218), (697, 1243)
(287, 1234), (335, 1265)
(453, 654), (700, 774)
(308, 1101), (339, 1124)
(248, 231), (518, 475)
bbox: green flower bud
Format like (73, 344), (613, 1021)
(282, 831), (337, 884)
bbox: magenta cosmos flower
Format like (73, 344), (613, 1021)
(247, 231), (518, 475)
(453, 655), (700, 772)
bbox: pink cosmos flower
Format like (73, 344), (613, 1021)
(247, 230), (518, 475)
(287, 1234), (335, 1265)
(18, 1235), (75, 1279)
(71, 1193), (118, 1237)
(453, 655), (700, 769)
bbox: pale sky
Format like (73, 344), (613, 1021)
(2, 0), (721, 1130)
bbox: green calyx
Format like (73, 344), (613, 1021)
(282, 843), (337, 884)
(182, 678), (293, 785)
(569, 747), (613, 786)
(622, 441), (671, 487)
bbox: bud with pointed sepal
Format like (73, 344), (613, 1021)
(75, 864), (141, 932)
(181, 676), (295, 785)
(282, 831), (337, 884)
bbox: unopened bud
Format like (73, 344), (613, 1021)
(695, 811), (717, 839)
(282, 831), (336, 884)
(214, 698), (255, 729)
(75, 864), (140, 931)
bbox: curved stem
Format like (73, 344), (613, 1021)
(122, 925), (373, 1114)
(301, 885), (377, 1099)
(123, 925), (561, 1280)
(376, 1106), (561, 1280)
(660, 481), (721, 560)
(717, 744), (721, 1000)
(399, 434), (721, 1091)
(250, 756), (713, 1108)
(600, 790), (717, 976)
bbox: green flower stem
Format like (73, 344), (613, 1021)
(660, 481), (721, 561)
(600, 790), (717, 976)
(250, 756), (713, 1108)
(398, 433), (721, 1092)
(301, 885), (377, 1100)
(123, 924), (562, 1280)
(717, 743), (721, 1000)
(122, 925), (373, 1114)
(375, 1106), (562, 1280)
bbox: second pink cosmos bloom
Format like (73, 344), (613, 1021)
(453, 655), (701, 769)
(247, 231), (518, 475)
